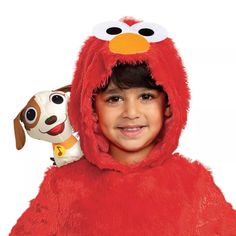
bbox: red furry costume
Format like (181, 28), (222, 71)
(11, 18), (236, 235)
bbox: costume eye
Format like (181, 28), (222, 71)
(106, 27), (122, 35)
(50, 93), (65, 104)
(131, 22), (168, 42)
(93, 21), (130, 41)
(24, 107), (37, 124)
(138, 28), (154, 36)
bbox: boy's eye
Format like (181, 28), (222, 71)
(140, 93), (154, 100)
(105, 95), (122, 104)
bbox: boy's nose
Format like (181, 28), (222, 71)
(122, 101), (140, 119)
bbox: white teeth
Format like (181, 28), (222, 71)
(122, 127), (141, 131)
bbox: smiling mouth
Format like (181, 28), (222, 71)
(47, 123), (65, 136)
(117, 125), (147, 138)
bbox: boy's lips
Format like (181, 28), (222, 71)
(117, 125), (147, 138)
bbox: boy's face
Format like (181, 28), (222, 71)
(94, 82), (171, 164)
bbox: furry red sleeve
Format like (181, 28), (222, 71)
(194, 165), (236, 235)
(9, 168), (58, 235)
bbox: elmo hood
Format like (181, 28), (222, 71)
(69, 17), (190, 173)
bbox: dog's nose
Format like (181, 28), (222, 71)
(45, 115), (57, 125)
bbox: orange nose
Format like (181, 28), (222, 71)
(109, 33), (150, 55)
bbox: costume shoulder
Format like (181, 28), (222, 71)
(172, 153), (236, 234)
(9, 157), (89, 236)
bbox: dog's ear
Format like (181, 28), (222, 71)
(13, 111), (26, 150)
(54, 85), (72, 93)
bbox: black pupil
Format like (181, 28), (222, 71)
(138, 28), (154, 36)
(52, 95), (63, 104)
(26, 109), (36, 121)
(106, 27), (122, 35)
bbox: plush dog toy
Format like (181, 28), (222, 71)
(13, 85), (83, 167)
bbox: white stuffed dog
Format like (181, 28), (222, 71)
(14, 85), (83, 167)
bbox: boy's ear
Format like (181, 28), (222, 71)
(92, 112), (98, 122)
(164, 105), (172, 118)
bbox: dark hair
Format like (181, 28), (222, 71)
(92, 62), (169, 108)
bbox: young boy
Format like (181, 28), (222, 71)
(10, 18), (236, 235)
(92, 63), (172, 166)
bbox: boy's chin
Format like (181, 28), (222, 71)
(111, 141), (156, 154)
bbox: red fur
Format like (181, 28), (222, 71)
(10, 18), (236, 235)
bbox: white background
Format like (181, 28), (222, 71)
(1, 0), (236, 235)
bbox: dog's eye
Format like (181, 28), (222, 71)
(50, 94), (64, 104)
(25, 107), (37, 124)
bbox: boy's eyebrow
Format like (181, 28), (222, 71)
(103, 87), (157, 94)
(103, 87), (122, 94)
(139, 87), (155, 92)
